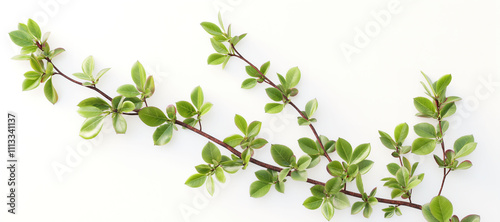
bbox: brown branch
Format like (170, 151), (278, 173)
(229, 45), (332, 162)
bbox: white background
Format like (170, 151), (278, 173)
(1, 0), (499, 221)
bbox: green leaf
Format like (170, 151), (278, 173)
(440, 103), (457, 118)
(461, 215), (480, 222)
(77, 106), (103, 118)
(82, 56), (95, 78)
(120, 101), (136, 113)
(260, 61), (271, 75)
(185, 174), (207, 188)
(138, 107), (167, 127)
(223, 134), (244, 147)
(95, 68), (110, 81)
(190, 86), (204, 110)
(414, 123), (437, 138)
(234, 114), (247, 135)
(77, 97), (111, 110)
(356, 174), (364, 193)
(202, 142), (222, 164)
(310, 185), (326, 198)
(414, 97), (436, 117)
(387, 163), (400, 175)
(286, 67), (301, 88)
(210, 38), (228, 54)
(255, 170), (273, 183)
(199, 102), (213, 116)
(265, 87), (283, 102)
(297, 155), (312, 171)
(12, 54), (31, 60)
(176, 101), (197, 118)
(271, 144), (294, 167)
(117, 84), (140, 98)
(215, 167), (226, 183)
(363, 204), (373, 218)
(453, 135), (474, 151)
(325, 177), (343, 195)
(206, 175), (215, 196)
(51, 48), (65, 58)
(422, 204), (441, 222)
(245, 65), (261, 78)
(195, 164), (211, 174)
(303, 196), (323, 210)
(144, 76), (155, 95)
(357, 160), (374, 175)
(456, 160), (472, 170)
(327, 161), (344, 177)
(23, 77), (41, 91)
(131, 61), (146, 91)
(30, 56), (43, 73)
(153, 123), (174, 145)
(395, 167), (409, 186)
(278, 168), (290, 182)
(207, 53), (227, 65)
(455, 142), (477, 159)
(79, 116), (106, 139)
(112, 113), (127, 134)
(332, 193), (350, 210)
(42, 78), (57, 104)
(336, 138), (352, 163)
(321, 199), (334, 221)
(351, 202), (365, 215)
(275, 181), (285, 193)
(394, 123), (409, 144)
(200, 22), (223, 36)
(412, 138), (437, 155)
(435, 74), (452, 95)
(291, 170), (307, 181)
(305, 98), (318, 118)
(379, 130), (396, 149)
(21, 45), (37, 54)
(298, 137), (319, 155)
(265, 103), (284, 114)
(9, 30), (33, 47)
(27, 19), (41, 40)
(241, 78), (257, 89)
(351, 143), (371, 165)
(249, 181), (272, 198)
(247, 121), (262, 138)
(430, 196), (453, 222)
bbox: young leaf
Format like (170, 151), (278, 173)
(414, 123), (437, 138)
(351, 202), (365, 215)
(394, 123), (409, 144)
(291, 170), (308, 181)
(247, 121), (262, 138)
(185, 174), (207, 188)
(112, 113), (127, 134)
(9, 30), (33, 47)
(461, 215), (480, 222)
(249, 181), (272, 198)
(206, 175), (215, 196)
(190, 86), (204, 110)
(321, 199), (334, 221)
(271, 144), (294, 167)
(117, 84), (140, 98)
(298, 137), (319, 155)
(455, 142), (477, 159)
(297, 155), (312, 171)
(412, 138), (437, 155)
(82, 56), (95, 77)
(201, 142), (221, 165)
(357, 160), (374, 175)
(207, 53), (227, 65)
(265, 103), (284, 114)
(265, 87), (283, 102)
(336, 138), (352, 163)
(234, 114), (247, 135)
(435, 74), (452, 95)
(79, 115), (106, 139)
(77, 106), (103, 118)
(27, 19), (41, 40)
(210, 38), (229, 54)
(215, 166), (226, 183)
(303, 196), (323, 210)
(286, 67), (301, 88)
(43, 78), (58, 104)
(245, 65), (261, 78)
(325, 177), (343, 195)
(199, 102), (213, 116)
(131, 61), (147, 91)
(241, 78), (257, 89)
(153, 123), (174, 145)
(30, 56), (43, 73)
(260, 61), (270, 75)
(414, 97), (436, 117)
(78, 97), (111, 110)
(453, 135), (474, 153)
(176, 101), (197, 118)
(430, 196), (453, 222)
(327, 161), (344, 177)
(95, 68), (110, 81)
(223, 134), (244, 147)
(351, 143), (371, 165)
(200, 22), (223, 36)
(138, 107), (168, 127)
(305, 98), (318, 118)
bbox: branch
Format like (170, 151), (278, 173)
(229, 45), (333, 162)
